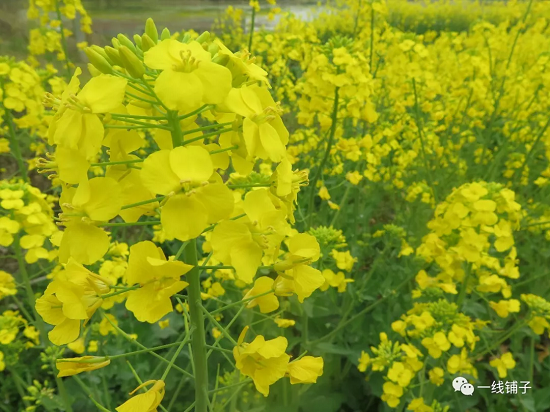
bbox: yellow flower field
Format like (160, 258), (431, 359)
(1, 0), (550, 410)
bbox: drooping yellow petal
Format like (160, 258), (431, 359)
(49, 318), (81, 346)
(194, 61), (232, 105)
(288, 356), (324, 384)
(58, 222), (110, 265)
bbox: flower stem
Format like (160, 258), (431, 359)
(91, 159), (144, 167)
(3, 105), (28, 182)
(54, 0), (72, 80)
(307, 87), (339, 229)
(248, 6), (256, 53)
(182, 240), (210, 412)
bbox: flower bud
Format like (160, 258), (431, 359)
(141, 34), (156, 52)
(84, 47), (113, 74)
(133, 34), (143, 49)
(145, 18), (159, 43)
(118, 45), (145, 79)
(87, 63), (101, 77)
(196, 31), (211, 44)
(104, 46), (124, 67)
(117, 33), (137, 53)
(111, 38), (121, 49)
(90, 45), (113, 65)
(161, 27), (171, 40)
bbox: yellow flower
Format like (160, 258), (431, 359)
(144, 39), (232, 113)
(447, 348), (477, 377)
(244, 277), (279, 313)
(35, 259), (110, 345)
(528, 316), (550, 335)
(274, 317), (295, 328)
(421, 332), (451, 359)
(346, 171), (363, 185)
(0, 216), (20, 246)
(382, 381), (403, 408)
(68, 337), (86, 354)
(0, 270), (17, 300)
(211, 220), (263, 284)
(99, 314), (118, 336)
(125, 241), (192, 323)
(56, 356), (111, 377)
(428, 367), (444, 386)
(407, 398), (434, 412)
(140, 146), (234, 241)
(358, 351), (370, 372)
(490, 352), (516, 378)
(116, 380), (165, 412)
(489, 299), (520, 318)
(388, 361), (413, 387)
(287, 356), (324, 384)
(233, 327), (290, 396)
(220, 84), (289, 162)
(49, 71), (127, 159)
(330, 249), (357, 271)
(58, 177), (123, 265)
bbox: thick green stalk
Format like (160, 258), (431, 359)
(183, 240), (209, 412)
(307, 88), (340, 229)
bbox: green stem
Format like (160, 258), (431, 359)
(3, 105), (28, 182)
(9, 368), (30, 408)
(121, 196), (165, 210)
(183, 127), (233, 146)
(412, 78), (437, 203)
(210, 290), (274, 316)
(248, 6), (256, 53)
(210, 145), (238, 155)
(310, 272), (415, 345)
(369, 1), (375, 72)
(178, 104), (213, 120)
(201, 306), (238, 346)
(208, 379), (252, 394)
(330, 184), (352, 227)
(102, 312), (194, 379)
(307, 87), (340, 229)
(54, 0), (71, 80)
(515, 117), (550, 184)
(181, 240), (209, 412)
(91, 159), (144, 167)
(160, 335), (189, 380)
(456, 265), (472, 310)
(474, 320), (527, 358)
(98, 220), (160, 228)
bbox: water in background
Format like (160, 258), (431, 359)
(0, 0), (319, 56)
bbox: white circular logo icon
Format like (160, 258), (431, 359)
(452, 376), (475, 396)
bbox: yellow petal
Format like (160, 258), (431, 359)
(161, 195), (208, 241)
(78, 75), (127, 113)
(140, 150), (180, 195)
(49, 318), (81, 346)
(169, 146), (213, 182)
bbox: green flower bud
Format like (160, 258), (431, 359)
(118, 45), (145, 78)
(104, 46), (124, 67)
(141, 34), (156, 52)
(90, 45), (113, 65)
(133, 34), (143, 49)
(145, 18), (159, 44)
(87, 63), (101, 77)
(117, 34), (137, 53)
(196, 31), (211, 44)
(111, 38), (121, 49)
(161, 27), (171, 40)
(84, 47), (113, 74)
